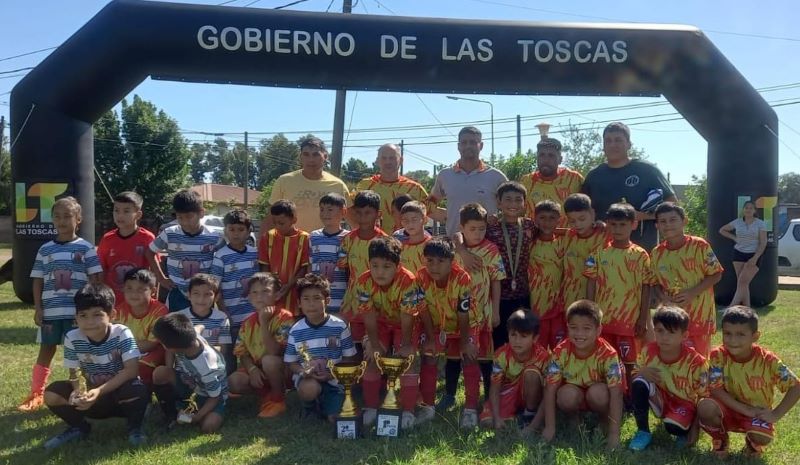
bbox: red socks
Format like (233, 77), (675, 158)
(399, 373), (420, 412)
(361, 370), (383, 409)
(420, 363), (437, 406)
(31, 364), (51, 395)
(462, 363), (480, 410)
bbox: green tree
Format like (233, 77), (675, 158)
(341, 157), (374, 184)
(683, 174), (708, 237)
(255, 134), (299, 189)
(405, 169), (434, 192)
(778, 172), (800, 204)
(189, 142), (210, 184)
(559, 123), (647, 176)
(493, 149), (537, 182)
(0, 128), (10, 215)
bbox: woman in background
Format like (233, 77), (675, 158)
(719, 201), (767, 307)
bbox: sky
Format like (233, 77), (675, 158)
(2, 0), (800, 185)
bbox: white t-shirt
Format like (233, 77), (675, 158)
(729, 218), (766, 253)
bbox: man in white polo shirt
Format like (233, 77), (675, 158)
(429, 126), (508, 235)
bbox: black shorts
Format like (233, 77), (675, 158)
(732, 249), (760, 266)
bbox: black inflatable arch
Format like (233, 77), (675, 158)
(11, 0), (778, 304)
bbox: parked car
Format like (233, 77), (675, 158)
(778, 218), (800, 276)
(159, 215), (257, 246)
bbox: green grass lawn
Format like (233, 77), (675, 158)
(1, 283), (799, 465)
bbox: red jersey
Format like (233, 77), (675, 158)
(258, 228), (311, 314)
(417, 263), (476, 334)
(97, 228), (156, 303)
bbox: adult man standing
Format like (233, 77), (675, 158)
(429, 126), (507, 236)
(582, 122), (676, 250)
(355, 143), (430, 233)
(519, 137), (583, 221)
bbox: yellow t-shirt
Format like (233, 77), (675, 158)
(459, 239), (506, 326)
(520, 167), (584, 223)
(561, 226), (608, 309)
(269, 170), (350, 232)
(633, 342), (708, 403)
(709, 345), (798, 409)
(528, 236), (565, 319)
(355, 175), (431, 233)
(546, 338), (623, 389)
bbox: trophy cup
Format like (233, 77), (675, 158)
(177, 393), (199, 424)
(328, 360), (367, 439)
(297, 342), (316, 376)
(374, 353), (415, 438)
(69, 368), (89, 406)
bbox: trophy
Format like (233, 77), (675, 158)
(69, 368), (89, 406)
(297, 342), (316, 375)
(177, 393), (199, 424)
(374, 353), (415, 438)
(328, 360), (367, 439)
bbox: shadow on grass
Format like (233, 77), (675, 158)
(0, 300), (30, 312)
(0, 326), (36, 345)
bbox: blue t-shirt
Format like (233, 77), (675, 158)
(149, 225), (223, 296)
(210, 244), (258, 327)
(64, 323), (140, 387)
(309, 228), (349, 314)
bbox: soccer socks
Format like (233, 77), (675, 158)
(444, 359), (462, 398)
(48, 404), (91, 433)
(117, 380), (149, 433)
(399, 373), (420, 412)
(479, 361), (492, 399)
(31, 364), (51, 395)
(361, 370), (383, 409)
(152, 382), (178, 420)
(420, 363), (438, 406)
(631, 379), (651, 433)
(664, 422), (689, 438)
(462, 363), (481, 410)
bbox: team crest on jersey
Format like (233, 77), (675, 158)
(357, 290), (370, 303)
(401, 290), (418, 306)
(705, 252), (719, 267)
(607, 362), (622, 383)
(584, 256), (596, 267)
(779, 364), (793, 382)
(202, 243), (215, 253)
(276, 326), (290, 342)
(546, 360), (560, 376)
(71, 251), (85, 264)
(327, 336), (340, 349)
(709, 366), (723, 384)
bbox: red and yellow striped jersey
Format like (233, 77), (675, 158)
(583, 243), (656, 336)
(633, 342), (708, 403)
(520, 167), (584, 223)
(528, 236), (565, 319)
(115, 299), (168, 343)
(708, 344), (799, 410)
(650, 235), (724, 335)
(355, 175), (431, 233)
(491, 343), (550, 385)
(561, 226), (609, 309)
(258, 228), (311, 313)
(337, 227), (388, 314)
(233, 309), (295, 362)
(417, 263), (476, 333)
(395, 232), (430, 275)
(355, 266), (421, 323)
(459, 239), (506, 326)
(546, 338), (623, 389)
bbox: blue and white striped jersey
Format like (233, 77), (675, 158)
(309, 228), (349, 314)
(63, 323), (141, 388)
(210, 244), (258, 327)
(174, 335), (228, 399)
(175, 307), (232, 346)
(149, 225), (222, 296)
(284, 314), (356, 365)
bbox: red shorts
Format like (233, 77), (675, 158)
(639, 380), (696, 430)
(139, 345), (166, 368)
(429, 328), (482, 359)
(601, 332), (639, 364)
(539, 313), (566, 350)
(477, 327), (493, 361)
(685, 333), (711, 358)
(702, 398), (775, 440)
(377, 321), (420, 352)
(479, 371), (543, 422)
(349, 316), (366, 343)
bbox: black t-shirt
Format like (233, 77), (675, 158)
(582, 159), (674, 250)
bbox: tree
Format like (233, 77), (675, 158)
(493, 149), (537, 182)
(559, 123), (647, 176)
(341, 157), (375, 184)
(405, 169), (434, 192)
(189, 142), (210, 184)
(778, 172), (800, 204)
(0, 128), (10, 215)
(683, 174), (708, 237)
(255, 134), (299, 189)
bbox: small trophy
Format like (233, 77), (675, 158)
(69, 368), (89, 406)
(297, 342), (316, 376)
(328, 360), (367, 439)
(177, 393), (199, 424)
(374, 353), (415, 438)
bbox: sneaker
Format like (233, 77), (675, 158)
(711, 434), (730, 459)
(301, 401), (320, 420)
(43, 426), (89, 450)
(362, 408), (377, 426)
(128, 429), (147, 447)
(401, 411), (416, 430)
(460, 408), (478, 430)
(416, 405), (435, 425)
(743, 436), (764, 458)
(435, 394), (456, 412)
(18, 393), (44, 412)
(628, 430), (652, 451)
(258, 401), (287, 418)
(517, 411), (535, 429)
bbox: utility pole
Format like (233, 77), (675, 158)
(330, 0), (353, 176)
(243, 131), (249, 209)
(516, 114), (521, 155)
(0, 116), (5, 160)
(399, 139), (404, 175)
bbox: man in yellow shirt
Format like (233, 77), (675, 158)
(519, 137), (583, 222)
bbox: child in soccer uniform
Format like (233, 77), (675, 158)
(543, 300), (624, 450)
(152, 313), (228, 434)
(42, 284), (148, 449)
(561, 193), (607, 311)
(480, 310), (550, 431)
(629, 307), (708, 451)
(698, 306), (800, 458)
(259, 200), (311, 315)
(338, 190), (387, 344)
(228, 273), (295, 418)
(417, 237), (480, 429)
(357, 237), (422, 430)
(97, 191), (155, 305)
(529, 200), (566, 350)
(284, 274), (357, 421)
(310, 193), (350, 314)
(21, 197), (104, 412)
(585, 203), (655, 388)
(174, 274), (232, 356)
(147, 189), (222, 311)
(115, 268), (168, 387)
(211, 209), (258, 341)
(393, 200), (432, 274)
(388, 194), (414, 234)
(651, 202), (723, 357)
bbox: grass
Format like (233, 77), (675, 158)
(1, 283), (799, 465)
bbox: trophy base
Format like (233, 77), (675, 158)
(375, 408), (402, 438)
(334, 414), (361, 439)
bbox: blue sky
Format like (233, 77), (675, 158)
(2, 0), (800, 184)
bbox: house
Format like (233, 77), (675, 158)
(191, 183), (262, 215)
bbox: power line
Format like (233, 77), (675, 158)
(274, 0), (311, 9)
(0, 67), (34, 75)
(0, 47), (57, 63)
(325, 0), (336, 12)
(371, 0), (396, 14)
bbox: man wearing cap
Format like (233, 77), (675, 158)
(582, 122), (676, 250)
(519, 137), (584, 224)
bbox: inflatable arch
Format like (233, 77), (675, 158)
(10, 0), (778, 304)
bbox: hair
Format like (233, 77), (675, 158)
(496, 181), (527, 199)
(173, 189), (203, 214)
(654, 202), (686, 220)
(248, 272), (281, 294)
(152, 313), (197, 349)
(566, 299), (602, 327)
(353, 190), (381, 211)
(534, 199), (562, 217)
(223, 209), (252, 228)
(368, 236), (402, 265)
(123, 268), (157, 289)
(299, 136), (327, 153)
(563, 193), (593, 213)
(603, 122), (631, 142)
(721, 305), (759, 333)
(507, 309), (540, 336)
(270, 199), (297, 218)
(652, 306), (690, 333)
(188, 273), (219, 294)
(320, 192), (347, 209)
(606, 203), (636, 222)
(113, 191), (143, 210)
(400, 200), (426, 217)
(392, 194), (414, 213)
(458, 126), (482, 140)
(459, 202), (488, 226)
(423, 236), (455, 260)
(52, 196), (82, 217)
(74, 283), (115, 314)
(537, 137), (562, 152)
(296, 273), (331, 299)
(742, 200), (758, 220)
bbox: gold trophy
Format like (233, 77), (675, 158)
(374, 353), (415, 438)
(69, 368), (89, 406)
(297, 342), (316, 376)
(328, 360), (367, 439)
(177, 393), (199, 424)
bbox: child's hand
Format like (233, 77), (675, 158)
(74, 388), (100, 410)
(492, 311), (501, 328)
(461, 341), (478, 362)
(638, 367), (662, 384)
(33, 307), (43, 327)
(275, 285), (291, 303)
(635, 315), (648, 338)
(541, 425), (555, 442)
(458, 249), (482, 272)
(159, 277), (175, 290)
(672, 289), (694, 305)
(249, 368), (265, 389)
(754, 408), (778, 424)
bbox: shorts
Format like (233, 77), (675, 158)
(140, 345), (166, 368)
(428, 328), (481, 359)
(479, 371), (542, 422)
(175, 374), (226, 418)
(601, 333), (639, 364)
(701, 398), (774, 441)
(477, 327), (494, 361)
(37, 319), (76, 345)
(539, 313), (566, 350)
(635, 378), (696, 430)
(685, 333), (712, 359)
(292, 375), (344, 417)
(46, 378), (148, 418)
(167, 288), (191, 312)
(732, 249), (761, 266)
(377, 321), (420, 353)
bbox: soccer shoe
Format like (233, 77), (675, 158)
(128, 428), (147, 447)
(460, 408), (478, 430)
(628, 430), (652, 451)
(401, 411), (416, 430)
(711, 434), (730, 459)
(258, 400), (287, 418)
(43, 426), (89, 450)
(416, 405), (435, 425)
(362, 408), (377, 427)
(743, 436), (765, 458)
(17, 393), (44, 412)
(435, 394), (456, 412)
